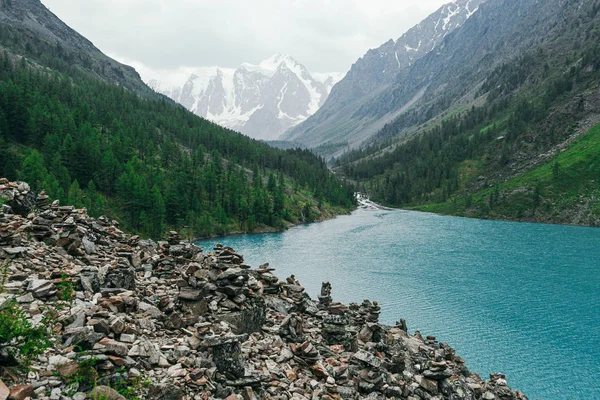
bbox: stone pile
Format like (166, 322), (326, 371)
(0, 180), (528, 400)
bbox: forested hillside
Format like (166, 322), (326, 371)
(337, 0), (600, 226)
(0, 27), (355, 238)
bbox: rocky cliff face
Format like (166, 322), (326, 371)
(148, 54), (342, 141)
(0, 178), (527, 400)
(283, 0), (485, 152)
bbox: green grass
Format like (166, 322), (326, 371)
(412, 122), (600, 225)
(479, 114), (510, 135)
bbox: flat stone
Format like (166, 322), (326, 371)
(147, 384), (184, 400)
(27, 279), (56, 298)
(202, 334), (248, 347)
(178, 288), (204, 301)
(3, 247), (28, 255)
(188, 336), (202, 350)
(138, 301), (162, 318)
(352, 350), (383, 368)
(167, 364), (187, 378)
(120, 333), (135, 343)
(217, 267), (246, 280)
(16, 293), (34, 303)
(423, 368), (454, 380)
(99, 338), (129, 356)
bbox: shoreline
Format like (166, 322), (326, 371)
(192, 205), (356, 242)
(0, 179), (529, 399)
(193, 195), (398, 242)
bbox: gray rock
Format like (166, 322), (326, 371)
(138, 301), (162, 318)
(217, 301), (266, 334)
(147, 384), (184, 400)
(104, 267), (136, 290)
(82, 236), (96, 254)
(80, 271), (101, 293)
(27, 279), (57, 298)
(352, 350), (383, 368)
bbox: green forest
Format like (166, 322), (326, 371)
(0, 49), (355, 238)
(336, 5), (600, 224)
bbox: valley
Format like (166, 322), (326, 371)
(0, 0), (598, 399)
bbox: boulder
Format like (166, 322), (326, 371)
(89, 386), (127, 400)
(147, 384), (184, 400)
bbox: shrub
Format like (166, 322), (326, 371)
(0, 260), (50, 365)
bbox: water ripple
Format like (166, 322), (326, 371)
(197, 209), (600, 399)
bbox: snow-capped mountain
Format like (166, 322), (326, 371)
(147, 54), (343, 140)
(284, 0), (485, 152)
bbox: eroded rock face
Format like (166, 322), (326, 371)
(0, 179), (528, 399)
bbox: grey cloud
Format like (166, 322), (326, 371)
(41, 0), (450, 73)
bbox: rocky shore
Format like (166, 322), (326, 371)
(0, 179), (527, 400)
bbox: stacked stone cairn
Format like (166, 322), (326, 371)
(0, 179), (528, 400)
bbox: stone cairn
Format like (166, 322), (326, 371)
(0, 179), (529, 400)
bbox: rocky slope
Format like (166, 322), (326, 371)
(283, 0), (484, 154)
(148, 55), (342, 141)
(0, 179), (527, 399)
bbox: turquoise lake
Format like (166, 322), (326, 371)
(197, 208), (600, 399)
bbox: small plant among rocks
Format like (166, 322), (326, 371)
(0, 260), (50, 365)
(55, 273), (75, 310)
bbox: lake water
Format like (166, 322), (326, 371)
(196, 208), (600, 399)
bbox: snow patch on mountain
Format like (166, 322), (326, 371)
(146, 55), (342, 140)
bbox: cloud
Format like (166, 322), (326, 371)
(41, 0), (450, 76)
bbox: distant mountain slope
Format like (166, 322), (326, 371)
(337, 0), (600, 226)
(0, 0), (355, 238)
(148, 54), (343, 141)
(283, 0), (484, 154)
(0, 0), (158, 98)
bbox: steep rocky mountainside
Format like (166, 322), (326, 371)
(283, 0), (484, 154)
(0, 0), (158, 98)
(337, 0), (600, 226)
(0, 179), (528, 399)
(149, 55), (343, 141)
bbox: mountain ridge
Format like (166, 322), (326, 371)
(283, 0), (484, 154)
(0, 0), (159, 98)
(148, 54), (343, 140)
(336, 0), (600, 227)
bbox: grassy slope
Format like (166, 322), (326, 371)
(413, 123), (600, 226)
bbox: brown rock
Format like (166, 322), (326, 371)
(0, 380), (9, 400)
(57, 360), (80, 377)
(99, 338), (129, 356)
(108, 355), (126, 366)
(311, 363), (329, 379)
(8, 385), (34, 400)
(285, 370), (297, 381)
(417, 376), (438, 393)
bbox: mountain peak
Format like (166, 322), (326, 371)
(283, 0), (486, 154)
(146, 55), (344, 141)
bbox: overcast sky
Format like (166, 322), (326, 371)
(41, 0), (450, 84)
